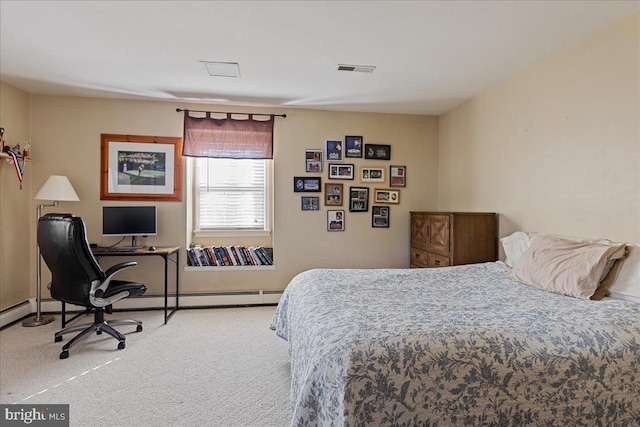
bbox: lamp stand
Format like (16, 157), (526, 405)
(22, 202), (58, 327)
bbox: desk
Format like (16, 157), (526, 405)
(91, 246), (180, 324)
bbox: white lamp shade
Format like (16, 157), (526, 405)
(35, 175), (80, 202)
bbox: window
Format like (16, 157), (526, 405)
(195, 158), (270, 232)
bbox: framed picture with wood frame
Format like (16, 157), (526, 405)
(100, 134), (182, 201)
(373, 188), (400, 204)
(360, 166), (385, 183)
(324, 183), (344, 206)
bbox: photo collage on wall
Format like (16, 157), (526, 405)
(294, 135), (406, 232)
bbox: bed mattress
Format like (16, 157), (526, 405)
(271, 262), (640, 426)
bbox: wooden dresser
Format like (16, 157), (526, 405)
(410, 212), (497, 268)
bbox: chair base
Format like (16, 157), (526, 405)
(54, 309), (142, 359)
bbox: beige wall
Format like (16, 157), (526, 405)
(438, 11), (640, 251)
(20, 97), (437, 301)
(0, 81), (32, 309)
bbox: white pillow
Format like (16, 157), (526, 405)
(501, 231), (625, 268)
(500, 231), (531, 267)
(609, 244), (640, 303)
(509, 236), (626, 299)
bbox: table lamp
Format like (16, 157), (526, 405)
(22, 175), (80, 327)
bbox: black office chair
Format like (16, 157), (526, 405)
(37, 213), (147, 359)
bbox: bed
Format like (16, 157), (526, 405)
(271, 236), (640, 426)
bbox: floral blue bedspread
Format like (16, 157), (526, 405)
(270, 262), (640, 426)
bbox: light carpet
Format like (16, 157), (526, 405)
(0, 306), (293, 427)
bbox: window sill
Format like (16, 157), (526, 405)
(194, 229), (272, 238)
(184, 265), (275, 272)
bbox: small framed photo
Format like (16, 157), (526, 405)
(324, 183), (344, 206)
(345, 135), (363, 158)
(301, 196), (320, 211)
(372, 206), (390, 228)
(328, 163), (354, 180)
(360, 166), (385, 183)
(305, 149), (323, 173)
(349, 186), (369, 212)
(294, 176), (322, 192)
(374, 188), (400, 204)
(364, 144), (391, 160)
(325, 140), (343, 162)
(327, 210), (345, 232)
(389, 165), (406, 187)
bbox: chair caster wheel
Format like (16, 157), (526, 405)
(97, 330), (102, 335)
(136, 325), (143, 332)
(60, 351), (69, 359)
(118, 342), (125, 350)
(55, 336), (62, 342)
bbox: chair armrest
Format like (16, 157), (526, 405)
(104, 261), (137, 279)
(90, 262), (138, 305)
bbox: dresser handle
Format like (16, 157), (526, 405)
(435, 259), (441, 265)
(415, 253), (420, 258)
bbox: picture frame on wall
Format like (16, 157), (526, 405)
(324, 183), (344, 206)
(349, 186), (369, 212)
(374, 188), (400, 204)
(301, 196), (320, 211)
(327, 210), (345, 231)
(100, 133), (182, 201)
(328, 163), (354, 180)
(364, 144), (391, 160)
(389, 165), (406, 187)
(345, 135), (363, 158)
(305, 149), (323, 173)
(372, 205), (390, 228)
(360, 166), (385, 183)
(293, 176), (322, 192)
(325, 139), (343, 162)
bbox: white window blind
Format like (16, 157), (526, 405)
(196, 158), (268, 230)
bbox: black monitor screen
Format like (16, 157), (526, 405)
(102, 206), (157, 237)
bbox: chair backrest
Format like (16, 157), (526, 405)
(37, 214), (105, 307)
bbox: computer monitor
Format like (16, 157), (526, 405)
(102, 206), (157, 246)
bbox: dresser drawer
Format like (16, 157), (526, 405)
(427, 215), (450, 255)
(411, 212), (497, 267)
(410, 247), (428, 267)
(427, 252), (450, 268)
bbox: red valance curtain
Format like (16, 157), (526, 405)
(182, 110), (274, 159)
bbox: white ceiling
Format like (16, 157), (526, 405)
(1, 1), (638, 115)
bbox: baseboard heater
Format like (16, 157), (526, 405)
(1, 291), (283, 328)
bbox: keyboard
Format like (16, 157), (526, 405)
(95, 246), (142, 253)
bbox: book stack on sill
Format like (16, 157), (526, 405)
(187, 245), (273, 267)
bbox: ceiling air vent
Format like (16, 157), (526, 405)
(200, 61), (241, 78)
(337, 64), (376, 73)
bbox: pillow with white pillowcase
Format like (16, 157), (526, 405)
(508, 235), (626, 299)
(607, 244), (640, 304)
(500, 231), (531, 267)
